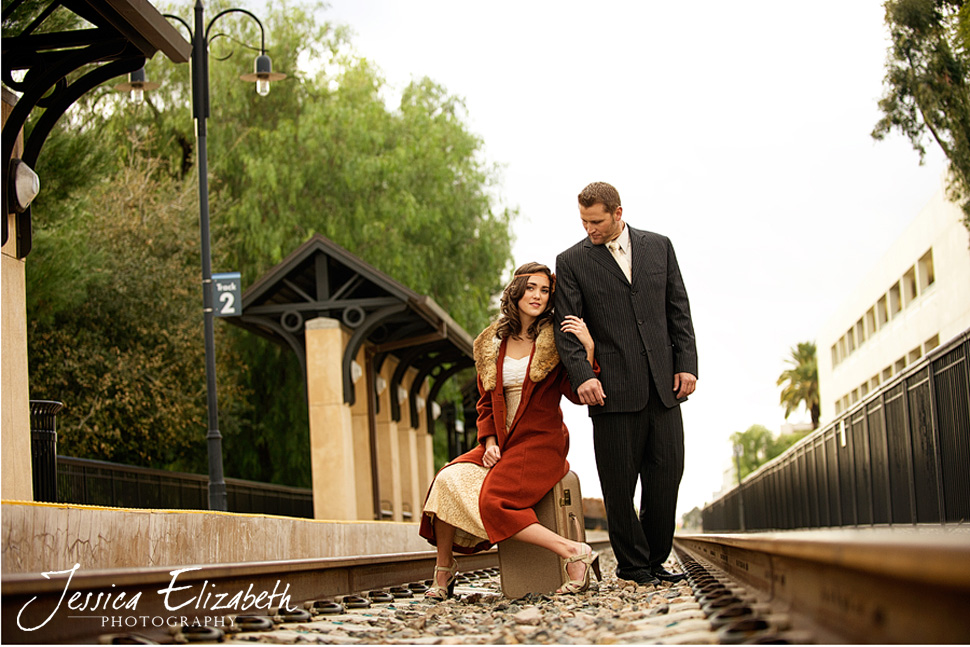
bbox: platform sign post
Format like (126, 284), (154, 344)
(211, 272), (242, 317)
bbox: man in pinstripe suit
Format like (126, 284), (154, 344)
(554, 181), (697, 586)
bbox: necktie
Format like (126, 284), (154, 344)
(607, 240), (631, 282)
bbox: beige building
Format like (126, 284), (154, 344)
(817, 177), (970, 424)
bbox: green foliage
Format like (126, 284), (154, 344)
(680, 506), (703, 532)
(2, 0), (81, 38)
(27, 150), (251, 469)
(777, 341), (820, 429)
(729, 424), (810, 482)
(21, 0), (514, 484)
(874, 0), (970, 231)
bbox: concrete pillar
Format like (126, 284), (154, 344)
(375, 358), (402, 521)
(397, 370), (420, 521)
(416, 382), (436, 498)
(2, 89), (34, 502)
(348, 343), (373, 520)
(305, 317), (357, 520)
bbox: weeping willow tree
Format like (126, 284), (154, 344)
(18, 0), (515, 484)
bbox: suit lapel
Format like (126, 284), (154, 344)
(583, 239), (629, 284)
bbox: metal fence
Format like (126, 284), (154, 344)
(56, 457), (314, 518)
(703, 328), (970, 531)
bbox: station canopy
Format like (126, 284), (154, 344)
(229, 234), (476, 429)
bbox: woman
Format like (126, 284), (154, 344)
(418, 262), (601, 599)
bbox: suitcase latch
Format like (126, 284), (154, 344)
(560, 489), (571, 506)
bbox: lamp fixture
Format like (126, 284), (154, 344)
(113, 67), (159, 104)
(7, 159), (40, 213)
(240, 53), (285, 96)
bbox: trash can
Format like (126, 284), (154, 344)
(29, 400), (63, 502)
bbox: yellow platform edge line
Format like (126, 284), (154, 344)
(1, 499), (418, 526)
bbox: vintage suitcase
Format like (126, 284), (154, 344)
(497, 470), (587, 598)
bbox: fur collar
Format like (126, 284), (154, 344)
(473, 320), (560, 391)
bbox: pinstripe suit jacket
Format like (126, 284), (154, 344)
(554, 225), (697, 413)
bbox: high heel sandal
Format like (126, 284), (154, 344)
(424, 558), (458, 600)
(556, 544), (601, 594)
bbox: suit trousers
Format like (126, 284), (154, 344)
(592, 383), (685, 581)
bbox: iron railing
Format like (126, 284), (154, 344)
(56, 457), (313, 518)
(703, 328), (970, 531)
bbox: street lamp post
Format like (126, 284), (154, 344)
(118, 0), (283, 511)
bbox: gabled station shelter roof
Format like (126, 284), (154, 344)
(228, 234), (475, 427)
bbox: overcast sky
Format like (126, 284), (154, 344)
(318, 0), (950, 517)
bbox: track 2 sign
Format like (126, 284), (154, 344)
(211, 272), (242, 317)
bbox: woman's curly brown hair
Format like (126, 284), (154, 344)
(495, 262), (555, 341)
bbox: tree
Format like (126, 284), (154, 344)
(777, 341), (820, 429)
(26, 147), (250, 470)
(680, 506), (703, 532)
(21, 0), (514, 484)
(873, 0), (970, 232)
(730, 424), (810, 481)
(730, 425), (774, 481)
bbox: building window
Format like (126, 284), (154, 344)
(855, 318), (866, 346)
(842, 395), (850, 411)
(903, 266), (918, 305)
(882, 366), (893, 382)
(846, 327), (856, 353)
(908, 346), (922, 364)
(834, 400), (843, 415)
(866, 307), (877, 337)
(831, 344), (840, 367)
(895, 356), (907, 373)
(861, 382), (870, 397)
(889, 282), (902, 316)
(918, 249), (935, 293)
(877, 295), (889, 326)
(925, 334), (940, 353)
(851, 388), (860, 404)
(870, 375), (880, 391)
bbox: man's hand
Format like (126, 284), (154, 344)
(577, 378), (606, 406)
(673, 372), (697, 399)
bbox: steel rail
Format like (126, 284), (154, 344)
(3, 539), (612, 644)
(674, 529), (970, 644)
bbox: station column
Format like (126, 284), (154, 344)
(305, 317), (357, 520)
(1, 90), (34, 502)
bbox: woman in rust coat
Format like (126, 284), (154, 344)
(419, 262), (600, 599)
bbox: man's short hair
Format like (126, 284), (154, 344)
(578, 182), (621, 214)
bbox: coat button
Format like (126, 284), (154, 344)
(637, 320), (644, 325)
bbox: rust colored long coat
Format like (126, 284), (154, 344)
(419, 321), (595, 553)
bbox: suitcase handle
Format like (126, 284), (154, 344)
(568, 512), (582, 541)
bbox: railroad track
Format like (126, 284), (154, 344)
(674, 528), (970, 644)
(5, 530), (970, 644)
(2, 540), (610, 644)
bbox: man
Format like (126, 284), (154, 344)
(554, 181), (697, 586)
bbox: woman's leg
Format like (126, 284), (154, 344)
(508, 523), (591, 582)
(433, 517), (458, 587)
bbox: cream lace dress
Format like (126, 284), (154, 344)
(422, 353), (529, 548)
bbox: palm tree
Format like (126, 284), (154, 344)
(777, 342), (820, 429)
